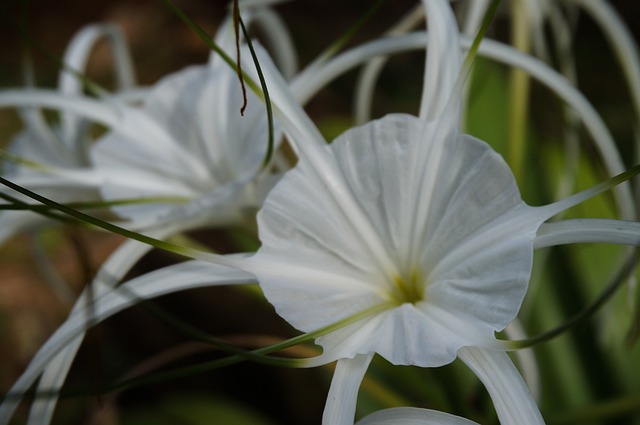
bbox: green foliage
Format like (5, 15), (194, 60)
(121, 394), (276, 425)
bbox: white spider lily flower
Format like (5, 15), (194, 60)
(205, 0), (549, 423)
(0, 6), (291, 424)
(231, 0), (639, 423)
(1, 3), (298, 421)
(244, 110), (548, 424)
(88, 56), (278, 231)
(0, 23), (136, 245)
(1, 0), (297, 239)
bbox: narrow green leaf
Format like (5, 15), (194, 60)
(0, 176), (201, 258)
(508, 250), (639, 349)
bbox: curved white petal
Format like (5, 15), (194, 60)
(356, 407), (479, 425)
(58, 24), (136, 145)
(567, 0), (640, 124)
(353, 6), (424, 124)
(535, 219), (640, 248)
(59, 24), (135, 96)
(311, 303), (501, 368)
(26, 337), (82, 425)
(420, 0), (462, 120)
(475, 38), (634, 221)
(0, 90), (121, 126)
(250, 7), (299, 79)
(322, 353), (374, 425)
(460, 0), (492, 35)
(0, 261), (255, 424)
(457, 347), (544, 425)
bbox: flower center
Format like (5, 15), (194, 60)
(391, 270), (425, 305)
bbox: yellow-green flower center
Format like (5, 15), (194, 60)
(391, 270), (425, 305)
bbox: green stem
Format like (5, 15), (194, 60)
(508, 250), (639, 349)
(507, 0), (531, 183)
(59, 302), (395, 397)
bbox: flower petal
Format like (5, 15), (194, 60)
(0, 90), (120, 126)
(313, 303), (499, 367)
(58, 24), (135, 146)
(457, 347), (545, 425)
(356, 407), (479, 425)
(322, 353), (374, 425)
(535, 219), (640, 248)
(420, 0), (462, 120)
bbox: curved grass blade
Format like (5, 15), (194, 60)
(80, 301), (393, 396)
(0, 196), (190, 212)
(508, 250), (639, 349)
(0, 176), (207, 259)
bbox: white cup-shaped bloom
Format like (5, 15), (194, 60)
(246, 113), (536, 367)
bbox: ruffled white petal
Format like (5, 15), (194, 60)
(312, 303), (500, 367)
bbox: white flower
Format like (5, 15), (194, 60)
(89, 58), (277, 231)
(1, 1), (296, 237)
(230, 0), (639, 423)
(88, 0), (298, 231)
(240, 111), (546, 424)
(248, 111), (533, 365)
(0, 5), (293, 424)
